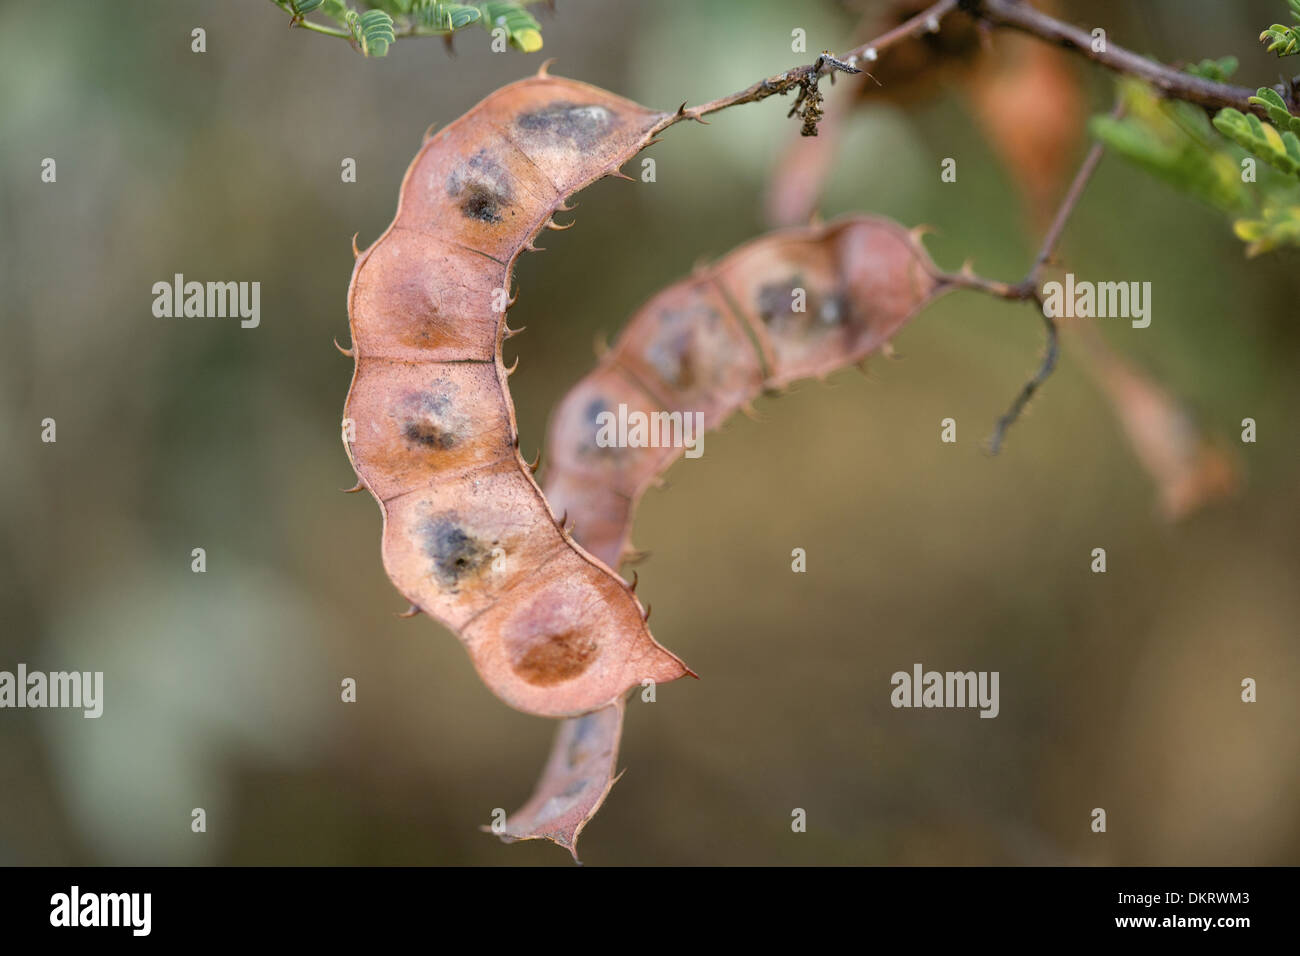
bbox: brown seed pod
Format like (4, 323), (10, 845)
(501, 214), (949, 856)
(490, 696), (626, 862)
(342, 72), (691, 718)
(543, 214), (948, 567)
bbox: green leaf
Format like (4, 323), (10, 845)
(1213, 107), (1300, 177)
(291, 0), (325, 14)
(1260, 23), (1300, 56)
(1248, 87), (1300, 133)
(1185, 56), (1238, 82)
(481, 1), (543, 52)
(345, 7), (396, 56)
(1233, 203), (1300, 255)
(1091, 113), (1249, 213)
(413, 1), (482, 30)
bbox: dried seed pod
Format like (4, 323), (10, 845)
(343, 73), (690, 718)
(492, 697), (626, 862)
(506, 214), (948, 857)
(543, 214), (947, 567)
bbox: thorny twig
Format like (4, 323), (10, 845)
(655, 0), (1295, 140)
(653, 0), (961, 135)
(940, 104), (1123, 454)
(644, 0), (1272, 445)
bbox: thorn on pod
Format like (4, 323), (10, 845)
(558, 510), (569, 529)
(341, 480), (365, 493)
(503, 324), (526, 339)
(622, 546), (651, 566)
(607, 169), (636, 182)
(628, 570), (638, 593)
(333, 338), (354, 358)
(351, 233), (362, 259)
(556, 200), (577, 213)
(397, 604), (422, 618)
(908, 223), (936, 245)
(507, 284), (519, 308)
(642, 603), (652, 623)
(524, 240), (545, 252)
(423, 122), (438, 143)
(537, 57), (556, 78)
(504, 355), (520, 376)
(676, 102), (708, 124)
(526, 449), (541, 473)
(881, 342), (900, 360)
(545, 217), (576, 231)
(593, 332), (609, 358)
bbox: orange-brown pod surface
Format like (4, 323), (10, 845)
(543, 214), (947, 569)
(342, 71), (690, 718)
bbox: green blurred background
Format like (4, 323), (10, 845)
(1, 0), (1297, 865)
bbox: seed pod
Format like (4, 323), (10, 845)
(343, 73), (690, 718)
(543, 214), (947, 567)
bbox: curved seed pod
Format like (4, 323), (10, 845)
(492, 696), (626, 862)
(506, 214), (947, 857)
(343, 72), (691, 718)
(543, 214), (948, 567)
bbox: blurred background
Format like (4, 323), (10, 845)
(1, 0), (1297, 866)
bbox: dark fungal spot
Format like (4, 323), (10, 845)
(515, 101), (615, 149)
(403, 420), (456, 449)
(398, 390), (459, 450)
(446, 149), (514, 224)
(579, 397), (618, 458)
(756, 275), (806, 325)
(567, 712), (597, 767)
(557, 778), (590, 799)
(459, 184), (504, 223)
(511, 629), (597, 686)
(755, 276), (848, 335)
(646, 305), (720, 389)
(419, 514), (494, 590)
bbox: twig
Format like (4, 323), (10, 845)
(654, 0), (960, 134)
(960, 0), (1284, 114)
(939, 103), (1123, 454)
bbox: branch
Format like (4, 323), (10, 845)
(938, 104), (1122, 453)
(657, 0), (1289, 140)
(655, 0), (962, 134)
(961, 0), (1282, 114)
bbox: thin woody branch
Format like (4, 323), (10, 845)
(655, 0), (961, 134)
(940, 105), (1122, 453)
(659, 0), (1288, 140)
(961, 0), (1285, 114)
